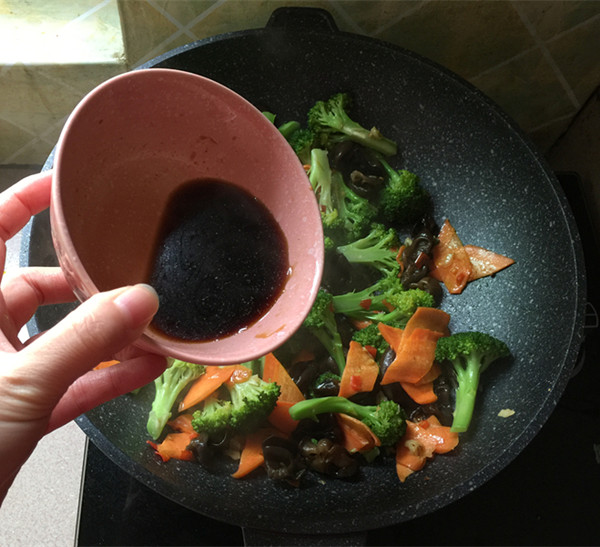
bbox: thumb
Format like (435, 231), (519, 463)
(19, 283), (160, 405)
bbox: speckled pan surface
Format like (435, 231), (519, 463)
(23, 7), (585, 537)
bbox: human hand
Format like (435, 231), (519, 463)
(0, 172), (167, 504)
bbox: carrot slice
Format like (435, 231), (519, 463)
(431, 219), (473, 294)
(381, 327), (444, 385)
(167, 413), (195, 434)
(179, 366), (236, 412)
(231, 428), (280, 479)
(395, 416), (459, 482)
(268, 401), (301, 434)
(464, 245), (515, 281)
(335, 413), (381, 453)
(338, 341), (379, 399)
(263, 352), (304, 403)
(94, 360), (119, 370)
(377, 322), (404, 349)
(148, 431), (197, 462)
(400, 380), (438, 404)
(402, 307), (451, 339)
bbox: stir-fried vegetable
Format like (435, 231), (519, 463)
(140, 92), (514, 485)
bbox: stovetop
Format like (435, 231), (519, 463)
(76, 172), (600, 546)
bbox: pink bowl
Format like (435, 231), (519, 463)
(50, 68), (323, 365)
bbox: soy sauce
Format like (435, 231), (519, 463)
(148, 179), (289, 341)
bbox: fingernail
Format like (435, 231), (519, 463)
(113, 284), (159, 328)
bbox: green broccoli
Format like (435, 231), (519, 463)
(303, 289), (346, 375)
(331, 174), (377, 242)
(435, 332), (511, 433)
(368, 288), (435, 328)
(289, 396), (406, 446)
(336, 223), (400, 277)
(378, 157), (431, 226)
(308, 93), (397, 157)
(229, 374), (281, 431)
(331, 271), (405, 320)
(191, 374), (280, 437)
(351, 322), (389, 358)
(190, 395), (233, 437)
(277, 120), (315, 164)
(308, 148), (342, 230)
(147, 359), (206, 440)
(277, 119), (300, 138)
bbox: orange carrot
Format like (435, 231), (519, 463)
(400, 380), (438, 404)
(395, 416), (459, 482)
(179, 366), (236, 412)
(377, 322), (404, 349)
(147, 431), (197, 462)
(335, 413), (381, 454)
(338, 341), (379, 399)
(167, 413), (195, 434)
(464, 244), (515, 281)
(231, 428), (280, 479)
(401, 307), (451, 339)
(263, 353), (304, 403)
(381, 327), (445, 385)
(431, 219), (473, 294)
(94, 360), (119, 370)
(268, 401), (300, 434)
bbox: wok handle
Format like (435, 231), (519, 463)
(266, 7), (339, 33)
(242, 526), (367, 546)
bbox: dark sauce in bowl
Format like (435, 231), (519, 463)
(148, 179), (289, 341)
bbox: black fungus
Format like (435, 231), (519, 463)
(329, 141), (385, 199)
(262, 436), (306, 485)
(298, 437), (359, 478)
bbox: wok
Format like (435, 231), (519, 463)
(21, 7), (585, 542)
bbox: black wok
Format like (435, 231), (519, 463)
(21, 7), (585, 541)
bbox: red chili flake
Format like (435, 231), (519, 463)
(350, 375), (363, 392)
(365, 345), (377, 358)
(359, 299), (372, 310)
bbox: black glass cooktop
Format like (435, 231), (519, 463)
(76, 172), (600, 546)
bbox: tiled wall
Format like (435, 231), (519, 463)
(1, 0), (599, 165)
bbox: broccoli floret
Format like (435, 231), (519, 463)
(190, 395), (233, 437)
(308, 93), (397, 157)
(331, 271), (405, 320)
(229, 374), (281, 431)
(277, 120), (300, 138)
(303, 289), (346, 374)
(370, 288), (435, 328)
(191, 374), (280, 438)
(336, 223), (400, 277)
(289, 396), (406, 446)
(277, 121), (315, 164)
(332, 175), (377, 242)
(378, 158), (431, 226)
(308, 147), (376, 241)
(435, 332), (511, 432)
(351, 323), (389, 358)
(147, 359), (206, 440)
(308, 148), (342, 231)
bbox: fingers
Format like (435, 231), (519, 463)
(16, 284), (161, 412)
(46, 354), (167, 433)
(0, 171), (52, 242)
(1, 267), (76, 333)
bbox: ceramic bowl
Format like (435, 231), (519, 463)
(49, 68), (323, 365)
